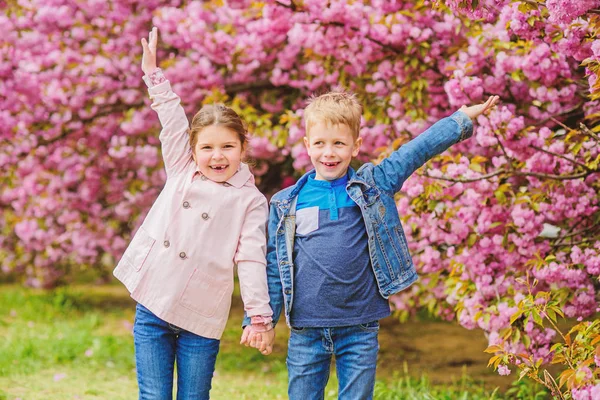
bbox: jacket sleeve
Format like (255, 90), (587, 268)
(242, 203), (284, 327)
(372, 111), (473, 195)
(148, 79), (193, 178)
(235, 195), (273, 318)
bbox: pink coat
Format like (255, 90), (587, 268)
(113, 80), (272, 339)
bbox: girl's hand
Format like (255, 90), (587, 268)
(240, 325), (256, 346)
(459, 95), (500, 121)
(141, 26), (158, 76)
(240, 325), (275, 355)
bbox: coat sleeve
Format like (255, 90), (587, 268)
(242, 202), (284, 327)
(148, 79), (193, 178)
(235, 194), (273, 318)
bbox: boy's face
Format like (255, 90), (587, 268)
(304, 121), (362, 181)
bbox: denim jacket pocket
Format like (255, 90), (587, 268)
(122, 226), (155, 271)
(179, 269), (228, 318)
(393, 225), (412, 266)
(363, 186), (380, 206)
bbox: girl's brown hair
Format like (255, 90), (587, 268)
(189, 104), (247, 149)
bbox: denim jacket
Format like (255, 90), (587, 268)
(244, 111), (473, 327)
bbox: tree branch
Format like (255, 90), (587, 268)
(555, 222), (599, 242)
(37, 101), (145, 147)
(224, 79), (278, 96)
(580, 123), (600, 142)
(275, 0), (406, 54)
(513, 170), (594, 180)
(529, 144), (590, 170)
(421, 169), (506, 183)
(275, 0), (297, 11)
(421, 165), (598, 184)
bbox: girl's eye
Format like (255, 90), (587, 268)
(201, 146), (211, 150)
(224, 145), (234, 148)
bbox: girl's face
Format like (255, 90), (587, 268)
(192, 125), (245, 183)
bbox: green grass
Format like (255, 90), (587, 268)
(0, 284), (547, 399)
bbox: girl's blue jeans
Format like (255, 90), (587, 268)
(286, 321), (380, 400)
(133, 303), (220, 400)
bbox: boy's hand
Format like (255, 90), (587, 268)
(459, 95), (500, 121)
(141, 26), (158, 76)
(256, 328), (275, 356)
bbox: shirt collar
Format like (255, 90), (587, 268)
(306, 171), (348, 188)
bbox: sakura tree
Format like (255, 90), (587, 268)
(2, 0), (599, 396)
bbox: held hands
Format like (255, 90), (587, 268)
(141, 26), (158, 76)
(240, 325), (275, 356)
(459, 95), (500, 121)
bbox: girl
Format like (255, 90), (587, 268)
(113, 27), (275, 400)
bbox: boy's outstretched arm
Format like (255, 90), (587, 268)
(372, 95), (499, 195)
(142, 27), (192, 177)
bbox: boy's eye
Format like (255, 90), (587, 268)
(313, 141), (323, 145)
(335, 141), (345, 145)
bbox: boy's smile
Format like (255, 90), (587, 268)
(304, 121), (362, 181)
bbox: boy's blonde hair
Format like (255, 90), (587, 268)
(304, 90), (362, 139)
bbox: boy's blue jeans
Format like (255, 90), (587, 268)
(287, 321), (380, 400)
(133, 303), (220, 400)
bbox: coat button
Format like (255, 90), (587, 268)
(183, 201), (190, 209)
(164, 240), (170, 248)
(202, 212), (209, 220)
(179, 252), (186, 259)
(284, 289), (291, 295)
(200, 175), (207, 181)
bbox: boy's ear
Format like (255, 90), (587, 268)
(352, 137), (362, 157)
(303, 136), (310, 150)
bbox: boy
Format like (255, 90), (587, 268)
(244, 92), (498, 399)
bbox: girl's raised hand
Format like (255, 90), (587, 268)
(141, 26), (158, 76)
(459, 95), (500, 121)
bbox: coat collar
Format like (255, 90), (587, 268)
(226, 163), (254, 188)
(193, 162), (254, 188)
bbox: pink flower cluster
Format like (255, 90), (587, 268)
(2, 1), (600, 388)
